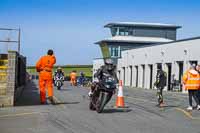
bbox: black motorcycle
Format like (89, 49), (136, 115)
(55, 76), (64, 90)
(89, 74), (117, 113)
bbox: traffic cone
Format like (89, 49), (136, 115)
(115, 80), (125, 108)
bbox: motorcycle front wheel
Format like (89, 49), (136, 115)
(96, 91), (112, 113)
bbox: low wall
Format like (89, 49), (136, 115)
(0, 51), (26, 107)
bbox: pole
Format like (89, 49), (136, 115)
(18, 28), (21, 53)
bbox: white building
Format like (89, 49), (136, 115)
(117, 37), (200, 92)
(93, 22), (199, 92)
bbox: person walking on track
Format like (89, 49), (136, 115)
(36, 49), (56, 104)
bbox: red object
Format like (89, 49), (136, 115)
(115, 80), (125, 108)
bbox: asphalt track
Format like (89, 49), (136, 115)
(0, 80), (200, 133)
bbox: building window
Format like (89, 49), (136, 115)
(118, 27), (133, 36)
(110, 46), (119, 57)
(111, 28), (118, 36)
(119, 28), (125, 36)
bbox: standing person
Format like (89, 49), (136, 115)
(195, 64), (200, 108)
(182, 64), (200, 111)
(154, 65), (167, 107)
(70, 70), (77, 86)
(36, 49), (56, 104)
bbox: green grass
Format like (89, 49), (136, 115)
(27, 65), (93, 77)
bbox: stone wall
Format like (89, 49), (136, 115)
(0, 51), (26, 107)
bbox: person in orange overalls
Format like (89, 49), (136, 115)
(182, 64), (200, 111)
(70, 70), (77, 86)
(36, 49), (56, 104)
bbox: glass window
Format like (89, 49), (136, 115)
(119, 27), (133, 36)
(119, 28), (125, 36)
(111, 28), (118, 36)
(110, 47), (119, 57)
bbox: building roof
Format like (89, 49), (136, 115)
(95, 36), (173, 44)
(104, 22), (181, 29)
(123, 36), (200, 50)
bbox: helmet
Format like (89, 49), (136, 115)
(104, 58), (114, 65)
(80, 71), (84, 76)
(157, 64), (162, 70)
(104, 58), (114, 71)
(57, 67), (62, 72)
(47, 49), (54, 55)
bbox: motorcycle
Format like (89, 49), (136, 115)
(89, 74), (117, 113)
(55, 76), (64, 90)
(76, 76), (85, 87)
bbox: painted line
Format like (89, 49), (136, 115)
(126, 96), (200, 120)
(0, 111), (47, 119)
(175, 108), (200, 120)
(175, 108), (193, 119)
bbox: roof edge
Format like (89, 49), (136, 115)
(104, 22), (181, 29)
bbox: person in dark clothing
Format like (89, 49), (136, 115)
(88, 58), (118, 96)
(196, 65), (200, 108)
(78, 72), (85, 86)
(154, 65), (167, 107)
(54, 67), (65, 86)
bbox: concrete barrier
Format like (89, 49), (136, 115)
(0, 51), (26, 107)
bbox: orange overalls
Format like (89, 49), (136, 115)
(36, 55), (56, 103)
(70, 72), (77, 86)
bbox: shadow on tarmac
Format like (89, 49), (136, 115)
(15, 80), (41, 106)
(102, 108), (132, 113)
(54, 102), (80, 105)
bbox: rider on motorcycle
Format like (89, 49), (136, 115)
(78, 72), (85, 86)
(54, 67), (65, 86)
(88, 58), (118, 97)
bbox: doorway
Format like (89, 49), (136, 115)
(149, 64), (153, 89)
(177, 61), (184, 91)
(135, 66), (138, 87)
(166, 63), (172, 91)
(142, 65), (145, 88)
(130, 66), (133, 86)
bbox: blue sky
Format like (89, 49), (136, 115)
(0, 0), (200, 65)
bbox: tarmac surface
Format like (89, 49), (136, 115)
(0, 80), (200, 133)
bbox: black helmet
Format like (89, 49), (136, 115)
(47, 49), (54, 55)
(157, 64), (162, 70)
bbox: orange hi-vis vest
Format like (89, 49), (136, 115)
(182, 69), (200, 90)
(70, 72), (77, 79)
